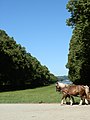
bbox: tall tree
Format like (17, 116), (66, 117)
(66, 0), (90, 85)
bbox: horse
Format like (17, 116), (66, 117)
(55, 82), (74, 104)
(56, 82), (89, 105)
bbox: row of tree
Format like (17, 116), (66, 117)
(0, 30), (57, 91)
(66, 0), (90, 85)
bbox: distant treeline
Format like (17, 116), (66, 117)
(0, 30), (57, 91)
(57, 76), (69, 81)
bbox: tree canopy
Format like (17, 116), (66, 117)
(0, 30), (57, 91)
(66, 0), (90, 85)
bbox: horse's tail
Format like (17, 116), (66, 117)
(84, 85), (89, 97)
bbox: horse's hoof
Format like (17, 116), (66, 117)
(79, 103), (82, 105)
(70, 104), (73, 106)
(60, 103), (64, 106)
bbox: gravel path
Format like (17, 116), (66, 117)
(0, 104), (90, 120)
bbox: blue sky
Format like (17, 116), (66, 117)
(0, 0), (72, 76)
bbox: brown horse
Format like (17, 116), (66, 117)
(56, 82), (89, 105)
(55, 82), (73, 104)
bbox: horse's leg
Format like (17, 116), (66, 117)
(61, 94), (66, 105)
(85, 98), (88, 105)
(79, 96), (88, 105)
(64, 95), (68, 104)
(70, 96), (74, 105)
(79, 99), (83, 105)
(72, 96), (75, 104)
(84, 95), (89, 105)
(61, 98), (64, 105)
(63, 98), (66, 104)
(61, 99), (64, 105)
(65, 95), (70, 104)
(84, 85), (89, 105)
(64, 95), (73, 105)
(79, 96), (84, 105)
(69, 96), (73, 105)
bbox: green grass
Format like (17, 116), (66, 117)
(0, 84), (80, 103)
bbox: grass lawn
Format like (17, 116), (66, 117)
(0, 84), (80, 103)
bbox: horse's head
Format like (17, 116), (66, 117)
(55, 82), (62, 92)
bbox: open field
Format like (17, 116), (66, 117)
(0, 84), (80, 103)
(0, 104), (90, 120)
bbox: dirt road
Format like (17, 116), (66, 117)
(0, 104), (90, 120)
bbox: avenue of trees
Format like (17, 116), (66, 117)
(0, 30), (57, 91)
(66, 0), (90, 85)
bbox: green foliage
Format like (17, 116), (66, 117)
(66, 0), (90, 85)
(66, 0), (90, 27)
(0, 30), (57, 90)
